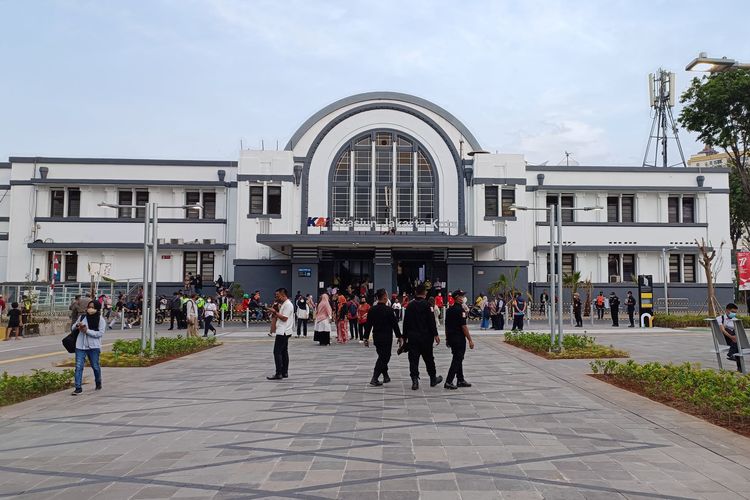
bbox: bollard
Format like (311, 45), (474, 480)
(221, 309), (225, 328)
(640, 313), (653, 328)
(245, 307), (249, 328)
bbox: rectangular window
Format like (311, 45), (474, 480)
(546, 253), (575, 277)
(183, 252), (198, 279)
(622, 254), (636, 282)
(185, 192), (201, 219)
(249, 186), (264, 215)
(354, 150), (371, 182)
(682, 197), (695, 223)
(485, 186), (498, 217)
(118, 190), (133, 218)
(683, 254), (696, 283)
(546, 195), (575, 222)
(267, 186), (281, 215)
(354, 186), (370, 218)
(669, 254), (681, 283)
(417, 186), (434, 219)
(668, 196), (679, 223)
(607, 196), (619, 222)
(200, 252), (214, 283)
(397, 187), (412, 220)
(64, 251), (78, 282)
(397, 152), (412, 183)
(135, 190), (149, 219)
(67, 188), (80, 217)
(501, 188), (515, 217)
(376, 187), (390, 222)
(51, 190), (65, 217)
(621, 195), (634, 223)
(375, 149), (392, 183)
(332, 186), (349, 218)
(608, 254), (621, 281)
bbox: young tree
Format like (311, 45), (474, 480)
(679, 69), (750, 196)
(695, 238), (726, 316)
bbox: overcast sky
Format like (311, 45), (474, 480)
(1, 0), (748, 166)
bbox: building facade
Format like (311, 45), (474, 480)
(2, 92), (734, 303)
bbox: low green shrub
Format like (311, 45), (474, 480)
(590, 360), (750, 427)
(504, 331), (628, 359)
(0, 369), (74, 406)
(652, 313), (749, 328)
(62, 336), (218, 368)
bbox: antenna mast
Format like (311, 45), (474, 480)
(642, 69), (687, 168)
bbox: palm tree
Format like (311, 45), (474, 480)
(562, 271), (582, 294)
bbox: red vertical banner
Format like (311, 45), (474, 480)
(738, 251), (750, 291)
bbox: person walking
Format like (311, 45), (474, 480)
(443, 289), (475, 390)
(295, 293), (309, 337)
(203, 296), (218, 336)
(609, 292), (620, 327)
(625, 291), (636, 327)
(365, 289), (402, 386)
(573, 292), (583, 327)
(347, 296), (359, 342)
(402, 284), (442, 390)
(71, 300), (105, 395)
(185, 294), (199, 337)
(5, 302), (23, 340)
(168, 292), (181, 330)
(595, 291), (606, 320)
(313, 293), (333, 346)
(195, 295), (206, 329)
(392, 298), (402, 322)
(336, 295), (349, 343)
(69, 294), (85, 326)
(539, 291), (549, 315)
(357, 296), (370, 345)
(267, 288), (293, 380)
(435, 293), (445, 326)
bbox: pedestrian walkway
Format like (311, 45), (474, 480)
(1, 335), (749, 499)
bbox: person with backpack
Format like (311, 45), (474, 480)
(295, 293), (309, 337)
(595, 291), (606, 320)
(347, 297), (359, 342)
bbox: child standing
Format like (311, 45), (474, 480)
(6, 302), (23, 340)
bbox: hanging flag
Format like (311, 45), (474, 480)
(738, 251), (750, 291)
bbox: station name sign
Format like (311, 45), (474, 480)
(307, 217), (457, 229)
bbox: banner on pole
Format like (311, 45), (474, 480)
(738, 251), (750, 291)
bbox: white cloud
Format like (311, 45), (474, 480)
(514, 119), (611, 165)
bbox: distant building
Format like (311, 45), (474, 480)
(688, 145), (745, 168)
(0, 92), (735, 304)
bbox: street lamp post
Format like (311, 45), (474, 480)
(685, 52), (750, 73)
(98, 201), (202, 352)
(661, 246), (680, 315)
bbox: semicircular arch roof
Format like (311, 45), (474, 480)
(284, 91), (482, 152)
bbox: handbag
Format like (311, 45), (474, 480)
(62, 330), (79, 353)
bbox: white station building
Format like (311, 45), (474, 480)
(0, 92), (733, 303)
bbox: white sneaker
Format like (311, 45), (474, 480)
(358, 340), (364, 344)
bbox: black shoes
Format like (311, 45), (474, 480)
(282, 373), (288, 378)
(411, 377), (419, 390)
(457, 380), (472, 388)
(71, 388), (82, 396)
(444, 382), (457, 390)
(95, 383), (102, 390)
(382, 374), (391, 384)
(429, 375), (443, 387)
(267, 374), (283, 380)
(369, 378), (383, 387)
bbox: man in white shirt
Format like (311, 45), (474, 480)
(267, 288), (294, 380)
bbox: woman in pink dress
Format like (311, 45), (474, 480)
(336, 295), (349, 343)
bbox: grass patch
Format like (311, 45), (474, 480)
(504, 331), (629, 359)
(1, 369), (75, 406)
(59, 336), (218, 367)
(590, 359), (750, 437)
(652, 313), (750, 328)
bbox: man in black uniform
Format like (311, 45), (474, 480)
(365, 288), (402, 387)
(609, 292), (620, 327)
(443, 289), (475, 390)
(403, 284), (443, 390)
(625, 291), (636, 327)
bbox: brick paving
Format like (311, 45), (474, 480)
(1, 332), (749, 499)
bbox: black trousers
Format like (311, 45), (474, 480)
(349, 319), (358, 339)
(273, 335), (290, 376)
(372, 340), (392, 380)
(170, 310), (180, 329)
(446, 341), (466, 384)
(512, 314), (524, 330)
(204, 315), (216, 335)
(597, 306), (604, 319)
(628, 309), (635, 326)
(727, 337), (743, 372)
(296, 318), (307, 336)
(611, 307), (619, 326)
(408, 338), (437, 379)
(574, 309), (582, 326)
(490, 315), (499, 330)
(499, 313), (504, 330)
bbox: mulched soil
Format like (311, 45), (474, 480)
(591, 374), (750, 438)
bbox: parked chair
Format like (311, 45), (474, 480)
(706, 318), (730, 370)
(733, 321), (750, 374)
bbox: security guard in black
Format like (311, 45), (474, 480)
(444, 289), (474, 389)
(402, 284), (441, 390)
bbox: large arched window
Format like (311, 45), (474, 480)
(330, 131), (436, 224)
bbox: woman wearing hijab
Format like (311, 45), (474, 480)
(71, 300), (106, 395)
(313, 293), (332, 346)
(336, 295), (349, 343)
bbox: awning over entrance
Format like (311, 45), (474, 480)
(256, 233), (505, 251)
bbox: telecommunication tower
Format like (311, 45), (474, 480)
(642, 69), (687, 168)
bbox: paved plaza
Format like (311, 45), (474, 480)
(2, 332), (750, 499)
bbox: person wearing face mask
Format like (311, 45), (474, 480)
(717, 303), (742, 372)
(203, 296), (218, 337)
(71, 300), (106, 395)
(443, 289), (474, 390)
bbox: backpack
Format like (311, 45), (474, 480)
(596, 296), (604, 307)
(348, 303), (358, 320)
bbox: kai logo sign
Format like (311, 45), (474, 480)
(306, 217), (329, 227)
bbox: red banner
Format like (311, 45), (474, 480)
(739, 251), (750, 291)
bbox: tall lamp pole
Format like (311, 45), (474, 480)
(661, 246), (679, 315)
